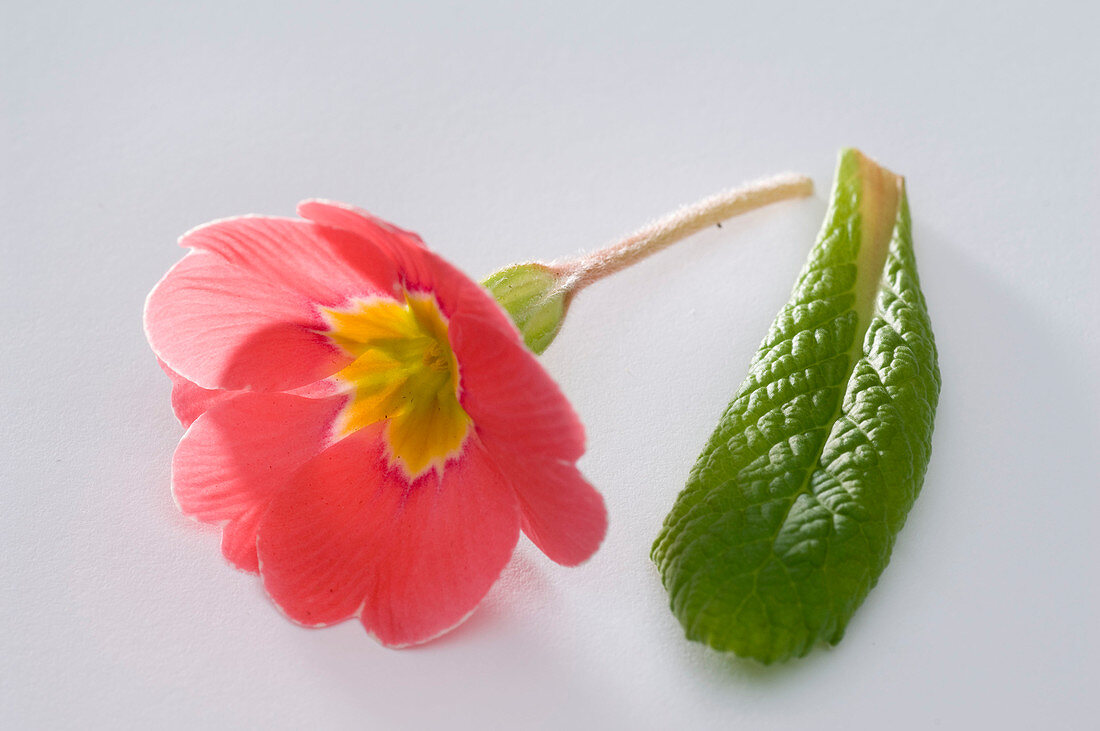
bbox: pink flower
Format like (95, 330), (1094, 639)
(145, 200), (607, 647)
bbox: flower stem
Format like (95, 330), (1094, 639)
(550, 172), (813, 296)
(482, 171), (814, 354)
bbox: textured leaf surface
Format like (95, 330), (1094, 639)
(652, 149), (940, 663)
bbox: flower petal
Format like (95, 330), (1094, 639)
(157, 358), (239, 427)
(450, 305), (586, 462)
(181, 213), (401, 306)
(298, 199), (445, 298)
(257, 428), (520, 646)
(490, 449), (607, 567)
(296, 199), (427, 251)
(145, 250), (350, 391)
(172, 392), (347, 572)
(298, 200), (502, 318)
(220, 505), (266, 572)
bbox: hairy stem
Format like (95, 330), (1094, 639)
(552, 173), (813, 295)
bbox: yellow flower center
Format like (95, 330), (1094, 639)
(323, 292), (471, 478)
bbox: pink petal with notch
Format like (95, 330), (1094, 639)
(450, 305), (586, 462)
(145, 250), (349, 391)
(172, 392), (347, 572)
(489, 447), (607, 567)
(157, 358), (239, 427)
(181, 214), (401, 306)
(296, 199), (428, 251)
(299, 199), (444, 300)
(257, 426), (520, 647)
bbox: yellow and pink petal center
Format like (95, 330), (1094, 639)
(323, 291), (471, 478)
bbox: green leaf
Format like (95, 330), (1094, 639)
(652, 149), (940, 664)
(482, 262), (567, 354)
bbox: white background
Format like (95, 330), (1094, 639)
(4, 1), (1098, 728)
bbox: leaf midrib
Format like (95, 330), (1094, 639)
(715, 159), (903, 640)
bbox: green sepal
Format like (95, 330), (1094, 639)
(482, 263), (567, 354)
